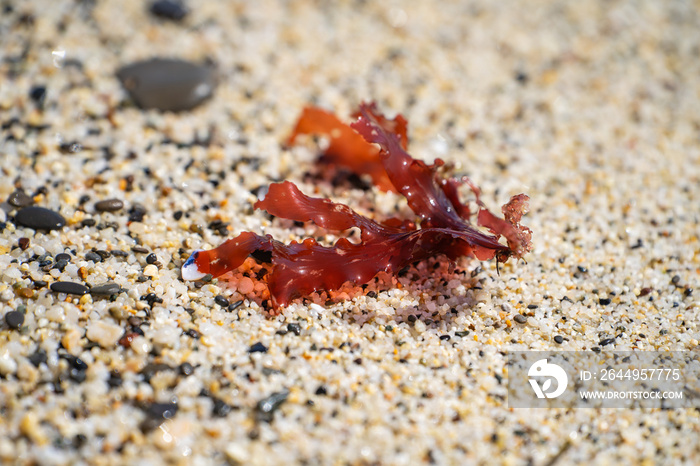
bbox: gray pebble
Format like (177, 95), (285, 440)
(85, 251), (103, 263)
(5, 310), (24, 329)
(150, 0), (188, 21)
(256, 390), (289, 423)
(55, 253), (72, 262)
(94, 199), (124, 212)
(116, 58), (216, 111)
(14, 206), (66, 231)
(8, 190), (33, 208)
(90, 282), (121, 296)
(513, 314), (528, 324)
(50, 281), (89, 295)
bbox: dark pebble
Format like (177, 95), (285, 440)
(599, 298), (612, 306)
(128, 204), (147, 222)
(184, 329), (201, 339)
(214, 295), (228, 307)
(29, 85), (47, 106)
(439, 334), (451, 341)
(5, 310), (25, 329)
(514, 314), (528, 324)
(53, 259), (69, 272)
(141, 293), (163, 306)
(146, 402), (178, 420)
(55, 253), (71, 262)
(256, 390), (289, 423)
(287, 322), (301, 336)
(38, 257), (53, 268)
(81, 218), (96, 227)
(454, 330), (470, 337)
(28, 349), (47, 367)
(117, 58), (216, 112)
(228, 300), (244, 312)
(8, 190), (33, 208)
(132, 246), (149, 254)
(553, 335), (564, 344)
(212, 398), (232, 417)
(50, 281), (89, 295)
(315, 385), (327, 396)
(150, 0), (188, 21)
(90, 282), (121, 296)
(61, 355), (88, 383)
(179, 362), (194, 376)
(72, 434), (87, 449)
(600, 338), (616, 346)
(527, 304), (538, 309)
(107, 370), (123, 388)
(128, 316), (143, 327)
(140, 363), (173, 381)
(94, 198), (124, 212)
(141, 402), (178, 430)
(146, 253), (158, 264)
(248, 342), (268, 353)
(95, 250), (111, 259)
(63, 355), (88, 371)
(18, 237), (30, 250)
(59, 142), (82, 154)
(33, 280), (48, 288)
(70, 368), (87, 383)
(85, 251), (102, 263)
(14, 206), (65, 231)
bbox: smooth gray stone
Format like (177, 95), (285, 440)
(90, 282), (122, 296)
(94, 198), (124, 212)
(50, 281), (89, 295)
(117, 58), (216, 111)
(14, 206), (66, 231)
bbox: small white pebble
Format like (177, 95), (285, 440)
(0, 349), (17, 375)
(61, 328), (82, 354)
(143, 264), (159, 278)
(86, 320), (123, 348)
(225, 443), (250, 463)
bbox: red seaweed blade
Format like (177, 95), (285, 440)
(182, 103), (532, 310)
(286, 106), (405, 192)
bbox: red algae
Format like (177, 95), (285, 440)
(182, 103), (532, 311)
(286, 105), (405, 192)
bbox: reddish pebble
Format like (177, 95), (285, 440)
(18, 237), (30, 250)
(237, 277), (254, 294)
(119, 333), (137, 348)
